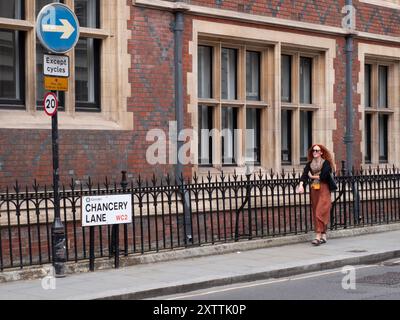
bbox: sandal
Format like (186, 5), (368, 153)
(311, 239), (321, 246)
(319, 238), (327, 244)
(320, 233), (327, 244)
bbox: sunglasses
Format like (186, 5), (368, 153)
(312, 149), (321, 153)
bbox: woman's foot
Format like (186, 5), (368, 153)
(311, 233), (321, 246)
(320, 233), (327, 244)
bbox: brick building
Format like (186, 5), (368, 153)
(1, 0), (400, 186)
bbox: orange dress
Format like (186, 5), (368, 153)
(310, 181), (331, 233)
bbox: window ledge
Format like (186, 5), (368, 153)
(0, 110), (133, 131)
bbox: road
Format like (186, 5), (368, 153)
(152, 258), (400, 300)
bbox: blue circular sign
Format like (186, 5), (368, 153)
(36, 3), (80, 54)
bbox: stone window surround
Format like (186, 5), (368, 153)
(359, 0), (400, 10)
(358, 43), (400, 167)
(189, 20), (337, 176)
(0, 0), (132, 130)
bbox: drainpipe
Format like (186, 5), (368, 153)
(344, 0), (354, 173)
(174, 7), (192, 244)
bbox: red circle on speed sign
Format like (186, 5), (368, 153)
(43, 92), (58, 116)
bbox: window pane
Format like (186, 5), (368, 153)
(379, 114), (388, 162)
(0, 0), (22, 19)
(364, 114), (372, 163)
(300, 111), (312, 162)
(281, 109), (292, 164)
(0, 30), (24, 108)
(198, 105), (213, 166)
(222, 107), (238, 165)
(75, 38), (100, 110)
(221, 48), (237, 100)
(281, 55), (291, 103)
(378, 65), (388, 108)
(364, 64), (371, 108)
(198, 46), (212, 99)
(75, 0), (99, 28)
(300, 57), (312, 104)
(36, 0), (60, 15)
(246, 51), (260, 101)
(246, 108), (261, 164)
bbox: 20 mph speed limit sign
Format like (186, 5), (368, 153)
(43, 92), (58, 116)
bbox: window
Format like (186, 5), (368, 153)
(222, 106), (238, 165)
(281, 54), (291, 103)
(0, 0), (24, 109)
(0, 30), (24, 108)
(246, 51), (260, 101)
(364, 64), (371, 108)
(365, 114), (372, 163)
(197, 42), (268, 168)
(198, 105), (213, 166)
(300, 57), (312, 104)
(300, 111), (312, 162)
(378, 66), (388, 108)
(379, 114), (388, 162)
(281, 110), (292, 164)
(198, 45), (212, 99)
(0, 0), (23, 19)
(281, 53), (316, 165)
(75, 38), (100, 111)
(221, 48), (237, 100)
(75, 0), (100, 28)
(363, 61), (393, 164)
(246, 108), (261, 164)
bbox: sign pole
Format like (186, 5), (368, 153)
(51, 90), (66, 277)
(36, 2), (80, 278)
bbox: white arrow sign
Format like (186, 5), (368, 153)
(42, 19), (75, 39)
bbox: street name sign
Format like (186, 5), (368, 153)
(82, 195), (133, 227)
(44, 54), (69, 77)
(43, 92), (58, 116)
(36, 3), (80, 54)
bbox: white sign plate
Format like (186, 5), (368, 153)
(82, 194), (132, 227)
(44, 54), (69, 77)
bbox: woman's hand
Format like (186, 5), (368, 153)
(308, 172), (320, 180)
(297, 185), (304, 194)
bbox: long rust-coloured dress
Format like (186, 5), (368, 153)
(310, 181), (332, 233)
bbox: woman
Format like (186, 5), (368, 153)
(297, 144), (336, 246)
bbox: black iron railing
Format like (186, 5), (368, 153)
(1, 164), (400, 271)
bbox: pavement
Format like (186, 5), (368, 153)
(0, 223), (400, 300)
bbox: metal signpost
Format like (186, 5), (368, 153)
(36, 3), (79, 277)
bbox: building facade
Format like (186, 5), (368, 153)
(1, 0), (400, 186)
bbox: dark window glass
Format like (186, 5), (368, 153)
(300, 57), (312, 104)
(378, 65), (388, 108)
(198, 46), (212, 99)
(221, 48), (237, 100)
(0, 30), (24, 108)
(36, 0), (61, 16)
(379, 114), (388, 162)
(75, 0), (100, 28)
(0, 0), (23, 19)
(281, 55), (291, 103)
(281, 109), (292, 164)
(365, 64), (371, 108)
(246, 108), (261, 164)
(246, 51), (260, 101)
(198, 105), (213, 166)
(300, 111), (312, 162)
(222, 107), (238, 165)
(365, 114), (372, 163)
(75, 38), (100, 111)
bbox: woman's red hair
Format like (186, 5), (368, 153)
(307, 144), (336, 172)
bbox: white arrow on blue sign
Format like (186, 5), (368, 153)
(36, 3), (80, 54)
